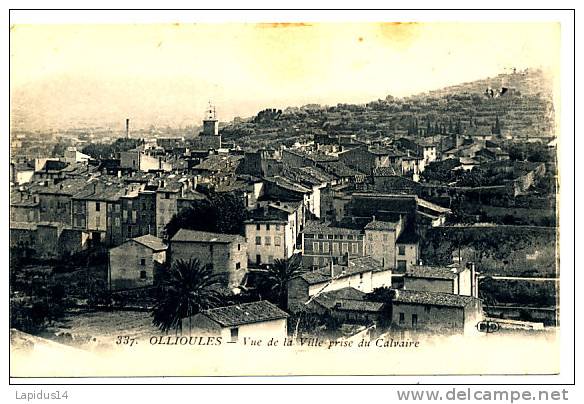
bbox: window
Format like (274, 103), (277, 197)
(238, 244), (241, 251)
(424, 306), (431, 313)
(256, 223), (261, 231)
(115, 204), (120, 212)
(333, 243), (339, 254)
(399, 313), (405, 325)
(412, 314), (418, 328)
(95, 202), (101, 212)
(266, 224), (270, 231)
(342, 243), (348, 253)
(255, 236), (262, 245)
(347, 235), (354, 240)
(322, 242), (329, 253)
(313, 242), (320, 252)
(209, 245), (214, 254)
(397, 260), (407, 272)
(398, 245), (406, 255)
(268, 255), (274, 263)
(274, 236), (281, 247)
(236, 262), (241, 270)
(140, 270), (147, 279)
(275, 224), (280, 231)
(165, 193), (170, 199)
(96, 216), (101, 227)
(327, 235), (333, 240)
(352, 243), (358, 254)
(368, 234), (373, 241)
(318, 234), (324, 239)
(230, 327), (239, 343)
(359, 273), (364, 283)
(140, 258), (146, 266)
(265, 236), (271, 246)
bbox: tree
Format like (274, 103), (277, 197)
(164, 191), (246, 240)
(151, 259), (225, 334)
(257, 254), (305, 310)
(492, 115), (501, 135)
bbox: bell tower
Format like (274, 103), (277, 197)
(202, 101), (218, 136)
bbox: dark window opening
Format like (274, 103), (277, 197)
(230, 327), (239, 343)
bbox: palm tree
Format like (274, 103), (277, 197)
(259, 254), (305, 310)
(151, 259), (225, 334)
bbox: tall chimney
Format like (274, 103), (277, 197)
(126, 118), (130, 139)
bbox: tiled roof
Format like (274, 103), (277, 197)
(364, 219), (400, 231)
(368, 146), (403, 157)
(265, 176), (311, 194)
(303, 221), (362, 235)
(313, 287), (385, 312)
(201, 300), (288, 327)
(392, 289), (478, 308)
(132, 234), (167, 251)
(417, 198), (451, 214)
(318, 161), (362, 177)
(39, 178), (90, 196)
(373, 166), (399, 176)
(268, 201), (301, 213)
(171, 228), (243, 244)
(405, 265), (462, 280)
(72, 182), (127, 201)
(300, 256), (384, 285)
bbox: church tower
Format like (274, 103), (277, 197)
(202, 101), (219, 136)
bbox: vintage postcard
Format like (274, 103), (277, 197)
(8, 11), (570, 380)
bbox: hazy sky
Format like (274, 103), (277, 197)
(10, 22), (560, 131)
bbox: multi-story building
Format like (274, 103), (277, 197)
(108, 234), (167, 290)
(403, 263), (478, 297)
(169, 228), (247, 288)
(363, 217), (405, 270)
(339, 145), (403, 175)
(72, 181), (125, 246)
(390, 289), (483, 336)
(244, 217), (295, 266)
(301, 221), (364, 268)
(287, 256), (392, 312)
(37, 178), (87, 226)
(155, 180), (183, 238)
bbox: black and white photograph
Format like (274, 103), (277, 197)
(6, 8), (575, 387)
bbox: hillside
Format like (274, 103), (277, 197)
(220, 69), (556, 150)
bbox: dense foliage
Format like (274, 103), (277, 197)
(151, 259), (226, 333)
(81, 138), (143, 159)
(163, 191), (246, 240)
